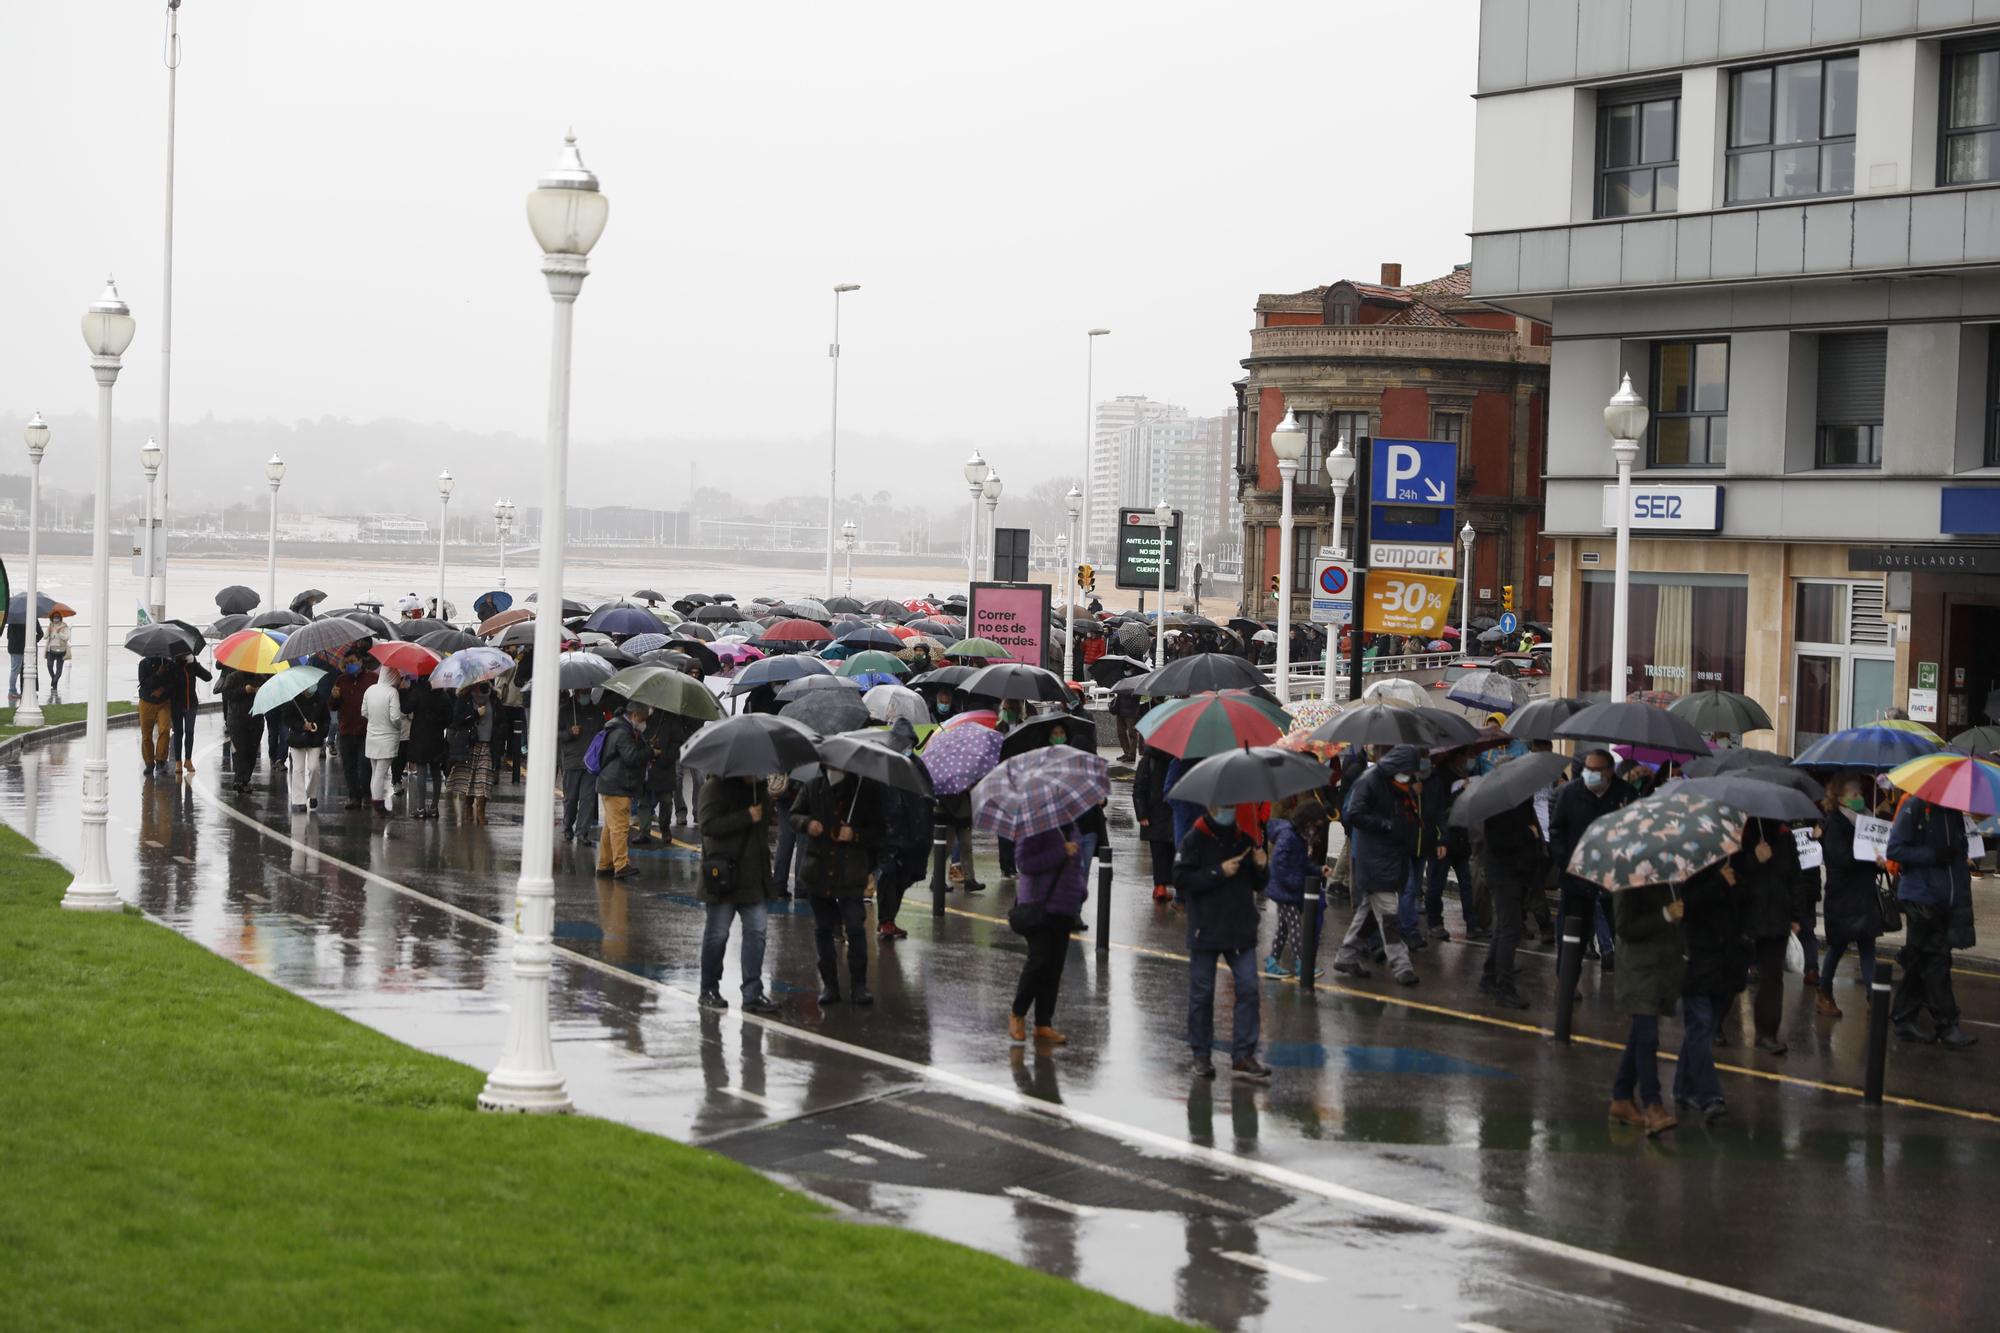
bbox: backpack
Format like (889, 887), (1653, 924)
(583, 725), (612, 776)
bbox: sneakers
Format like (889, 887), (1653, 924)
(1426, 925), (1450, 942)
(1752, 1035), (1788, 1056)
(1641, 1104), (1679, 1136)
(1262, 955), (1292, 978)
(1608, 1098), (1647, 1127)
(1231, 1056), (1273, 1082)
(1702, 1101), (1729, 1125)
(1939, 1024), (1979, 1050)
(1188, 1056), (1216, 1080)
(697, 990), (728, 1011)
(1394, 971), (1420, 987)
(878, 922), (908, 941)
(1331, 961), (1371, 979)
(612, 865), (639, 880)
(1008, 1013), (1027, 1043)
(742, 995), (781, 1016)
(1404, 935), (1428, 953)
(851, 986), (874, 1007)
(1815, 991), (1843, 1018)
(1152, 884), (1173, 903)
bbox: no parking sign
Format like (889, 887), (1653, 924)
(1309, 556), (1353, 626)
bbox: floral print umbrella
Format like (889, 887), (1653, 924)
(1565, 789), (1746, 891)
(918, 719), (1004, 795)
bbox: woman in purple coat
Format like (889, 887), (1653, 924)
(1007, 820), (1096, 1046)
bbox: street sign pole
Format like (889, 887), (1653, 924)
(1348, 438), (1370, 706)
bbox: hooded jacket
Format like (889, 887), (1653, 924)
(1341, 746), (1424, 895)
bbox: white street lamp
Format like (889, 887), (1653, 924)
(139, 436), (163, 618)
(1270, 407), (1307, 703)
(1082, 327), (1109, 565)
(1458, 520), (1476, 660)
(1604, 373), (1649, 705)
(1153, 500), (1173, 665)
(16, 413), (51, 728)
(981, 470), (1004, 581)
(1063, 484), (1082, 679)
(494, 498), (515, 590)
(963, 450), (988, 595)
(66, 278), (136, 913)
(1324, 429), (1358, 688)
(825, 283), (860, 597)
(264, 454), (286, 614)
(840, 519), (857, 596)
(481, 131), (609, 1116)
(435, 469), (454, 615)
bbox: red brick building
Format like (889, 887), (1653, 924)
(1235, 262), (1552, 629)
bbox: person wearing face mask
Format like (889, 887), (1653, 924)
(1132, 743), (1180, 904)
(360, 665), (406, 818)
(1816, 774), (1885, 1018)
(1738, 816), (1802, 1055)
(1886, 790), (1978, 1050)
(1175, 800), (1273, 1081)
(1332, 745), (1424, 986)
(445, 681), (500, 825)
(792, 764), (881, 1006)
(1548, 749), (1634, 982)
(330, 649), (379, 810)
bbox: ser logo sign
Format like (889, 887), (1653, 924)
(1634, 493), (1685, 520)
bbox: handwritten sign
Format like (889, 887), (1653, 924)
(1852, 814), (1892, 864)
(969, 581), (1050, 669)
(1794, 828), (1823, 870)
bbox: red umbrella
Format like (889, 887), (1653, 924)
(760, 617), (834, 643)
(371, 641), (443, 677)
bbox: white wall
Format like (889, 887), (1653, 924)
(1472, 87), (1591, 232)
(1857, 39), (1921, 194)
(1680, 67), (1723, 213)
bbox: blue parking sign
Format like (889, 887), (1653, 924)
(1371, 439), (1457, 507)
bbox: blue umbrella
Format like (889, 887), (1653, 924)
(1793, 724), (1943, 771)
(588, 606), (663, 637)
(252, 665), (327, 715)
(731, 654), (832, 694)
(7, 592), (68, 625)
(837, 624), (905, 651)
(430, 646), (516, 691)
(473, 590), (514, 621)
(621, 632), (671, 656)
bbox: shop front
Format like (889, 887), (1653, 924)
(1852, 546), (2000, 737)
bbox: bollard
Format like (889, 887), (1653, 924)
(1095, 852), (1112, 954)
(1864, 960), (1895, 1105)
(1551, 914), (1586, 1044)
(1299, 884), (1321, 994)
(930, 819), (949, 918)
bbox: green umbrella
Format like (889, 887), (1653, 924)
(1951, 725), (2000, 757)
(941, 636), (1010, 661)
(1668, 689), (1774, 735)
(833, 649), (909, 678)
(251, 665), (327, 716)
(601, 664), (723, 721)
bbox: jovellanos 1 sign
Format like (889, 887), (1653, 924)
(1600, 484), (1723, 533)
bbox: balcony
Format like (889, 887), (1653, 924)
(1245, 323), (1548, 367)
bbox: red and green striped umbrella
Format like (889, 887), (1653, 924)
(1138, 689), (1290, 759)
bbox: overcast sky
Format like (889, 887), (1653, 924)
(2, 0), (1477, 508)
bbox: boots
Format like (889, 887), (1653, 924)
(1641, 1104), (1679, 1136)
(472, 797), (488, 825)
(1007, 1012), (1027, 1043)
(1607, 1098), (1646, 1127)
(849, 961), (872, 1007)
(817, 961), (841, 1006)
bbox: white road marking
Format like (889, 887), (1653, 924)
(1217, 1250), (1325, 1284)
(717, 1085), (775, 1108)
(825, 1147), (876, 1166)
(1003, 1185), (1098, 1217)
(144, 838), (165, 848)
(181, 748), (1893, 1333)
(172, 855), (193, 865)
(1458, 1323), (1513, 1333)
(848, 1133), (924, 1161)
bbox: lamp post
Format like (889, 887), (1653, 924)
(1270, 407), (1305, 703)
(435, 470), (454, 616)
(264, 454), (285, 613)
(154, 0), (183, 623)
(16, 413), (50, 728)
(1153, 500), (1173, 665)
(841, 519), (856, 596)
(981, 470), (1004, 580)
(962, 450), (988, 595)
(1604, 374), (1649, 705)
(1082, 327), (1109, 564)
(825, 282), (860, 597)
(1458, 520), (1476, 660)
(65, 278), (136, 913)
(480, 131), (608, 1115)
(139, 437), (162, 618)
(1063, 484), (1081, 679)
(1324, 429), (1358, 690)
(494, 498), (515, 589)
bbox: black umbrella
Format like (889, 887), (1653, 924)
(493, 622), (538, 648)
(526, 594), (591, 617)
(413, 628), (478, 655)
(1669, 689), (1775, 735)
(904, 618), (960, 641)
(320, 608), (394, 640)
(634, 588), (667, 604)
(781, 688), (871, 734)
(959, 662), (1070, 703)
(250, 609), (308, 630)
(1145, 652), (1269, 698)
(1001, 713), (1098, 759)
(637, 649), (695, 672)
(1662, 776), (1823, 824)
(1684, 748), (1791, 777)
(395, 617), (449, 641)
(1113, 622), (1155, 656)
(1166, 746), (1331, 807)
(1311, 703), (1440, 748)
(1413, 706), (1482, 747)
(777, 674), (864, 702)
(1502, 696), (1588, 742)
(1087, 654), (1151, 687)
(275, 616), (370, 665)
(214, 585), (260, 615)
(289, 589), (327, 616)
(205, 613), (251, 642)
(1109, 670), (1158, 696)
(823, 595), (867, 615)
(124, 622), (201, 658)
(816, 732), (934, 796)
(1723, 764), (1826, 802)
(693, 603), (743, 624)
(671, 621), (716, 643)
(863, 599), (910, 622)
(665, 638), (722, 674)
(907, 665), (980, 696)
(1555, 700), (1710, 755)
(1450, 752), (1574, 827)
(681, 712), (822, 777)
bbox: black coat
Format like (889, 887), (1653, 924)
(404, 680), (452, 766)
(1341, 764), (1421, 895)
(1174, 816), (1264, 953)
(1681, 866), (1750, 998)
(1613, 882), (1685, 1017)
(1480, 802), (1544, 889)
(1548, 775), (1635, 889)
(284, 692), (329, 750)
(1820, 811), (1885, 941)
(1739, 819), (1800, 940)
(219, 668), (261, 731)
(1132, 749), (1176, 844)
(697, 776), (774, 906)
(791, 774), (880, 899)
(594, 715), (651, 799)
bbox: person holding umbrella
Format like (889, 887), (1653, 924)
(792, 764), (881, 1006)
(1816, 773), (1885, 1017)
(1175, 795), (1273, 1081)
(445, 680), (501, 824)
(329, 647), (379, 810)
(282, 675), (331, 812)
(695, 770), (782, 1015)
(360, 665), (407, 817)
(1264, 793), (1332, 978)
(1009, 812), (1095, 1045)
(221, 664), (263, 795)
(404, 671), (451, 820)
(1463, 753), (1568, 1010)
(1132, 743), (1179, 904)
(1548, 749), (1635, 980)
(164, 650), (214, 780)
(1887, 789), (1978, 1049)
(593, 701), (653, 879)
(135, 653), (175, 776)
(1676, 861), (1747, 1124)
(557, 688), (605, 844)
(1333, 745), (1425, 987)
(43, 611), (70, 702)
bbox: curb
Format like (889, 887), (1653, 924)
(0, 708), (142, 766)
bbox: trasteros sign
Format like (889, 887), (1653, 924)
(969, 582), (1051, 668)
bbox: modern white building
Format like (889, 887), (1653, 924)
(1086, 395), (1234, 568)
(1470, 0), (2000, 749)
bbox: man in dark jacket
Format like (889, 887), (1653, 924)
(1738, 817), (1802, 1055)
(219, 665), (264, 794)
(631, 709), (678, 847)
(593, 702), (652, 880)
(557, 690), (603, 844)
(1888, 794), (1977, 1049)
(7, 616), (41, 706)
(696, 774), (781, 1014)
(1477, 799), (1544, 1009)
(136, 655), (175, 776)
(1547, 749), (1634, 979)
(872, 727), (934, 941)
(1421, 749), (1477, 941)
(1132, 745), (1178, 903)
(328, 650), (377, 809)
(1675, 863), (1746, 1122)
(164, 654), (213, 779)
(1175, 806), (1272, 1081)
(1334, 745), (1424, 985)
(792, 768), (881, 1005)
(1110, 688), (1145, 762)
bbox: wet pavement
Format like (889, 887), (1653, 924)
(6, 715), (1999, 1331)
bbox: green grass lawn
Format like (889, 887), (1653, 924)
(0, 699), (134, 741)
(0, 826), (1177, 1330)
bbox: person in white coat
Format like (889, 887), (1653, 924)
(361, 666), (407, 817)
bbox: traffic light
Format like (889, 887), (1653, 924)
(1269, 574), (1280, 597)
(1077, 563), (1095, 593)
(1501, 584), (1515, 611)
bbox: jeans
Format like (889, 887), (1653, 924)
(1821, 934), (1877, 993)
(1397, 860), (1424, 939)
(562, 768), (596, 837)
(700, 900), (769, 1001)
(1612, 1013), (1662, 1107)
(596, 795), (633, 872)
(45, 654), (65, 693)
(1674, 995), (1725, 1109)
(1426, 850), (1474, 929)
(7, 653), (21, 699)
(810, 896), (869, 989)
(1337, 886), (1415, 976)
(1188, 946), (1260, 1062)
(1012, 918), (1074, 1026)
(1893, 903), (1959, 1028)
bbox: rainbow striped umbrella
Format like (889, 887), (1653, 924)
(1886, 752), (2000, 816)
(213, 628), (289, 674)
(1138, 689), (1290, 759)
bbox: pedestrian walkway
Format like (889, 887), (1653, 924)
(5, 715), (1996, 1331)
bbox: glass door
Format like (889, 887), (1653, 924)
(1851, 658), (1895, 731)
(1794, 653), (1842, 750)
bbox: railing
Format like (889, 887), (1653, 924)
(1246, 324), (1550, 366)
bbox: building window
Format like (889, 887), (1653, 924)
(1286, 411), (1327, 486)
(1327, 292), (1358, 325)
(1726, 54), (1858, 203)
(1597, 83), (1679, 218)
(1987, 337), (2000, 467)
(1944, 41), (2000, 185)
(1292, 524), (1316, 594)
(1816, 331), (1885, 468)
(1579, 572), (1748, 696)
(1431, 411), (1464, 446)
(1649, 340), (1728, 467)
(1327, 411), (1369, 484)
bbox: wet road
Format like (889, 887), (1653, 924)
(7, 715), (1999, 1331)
